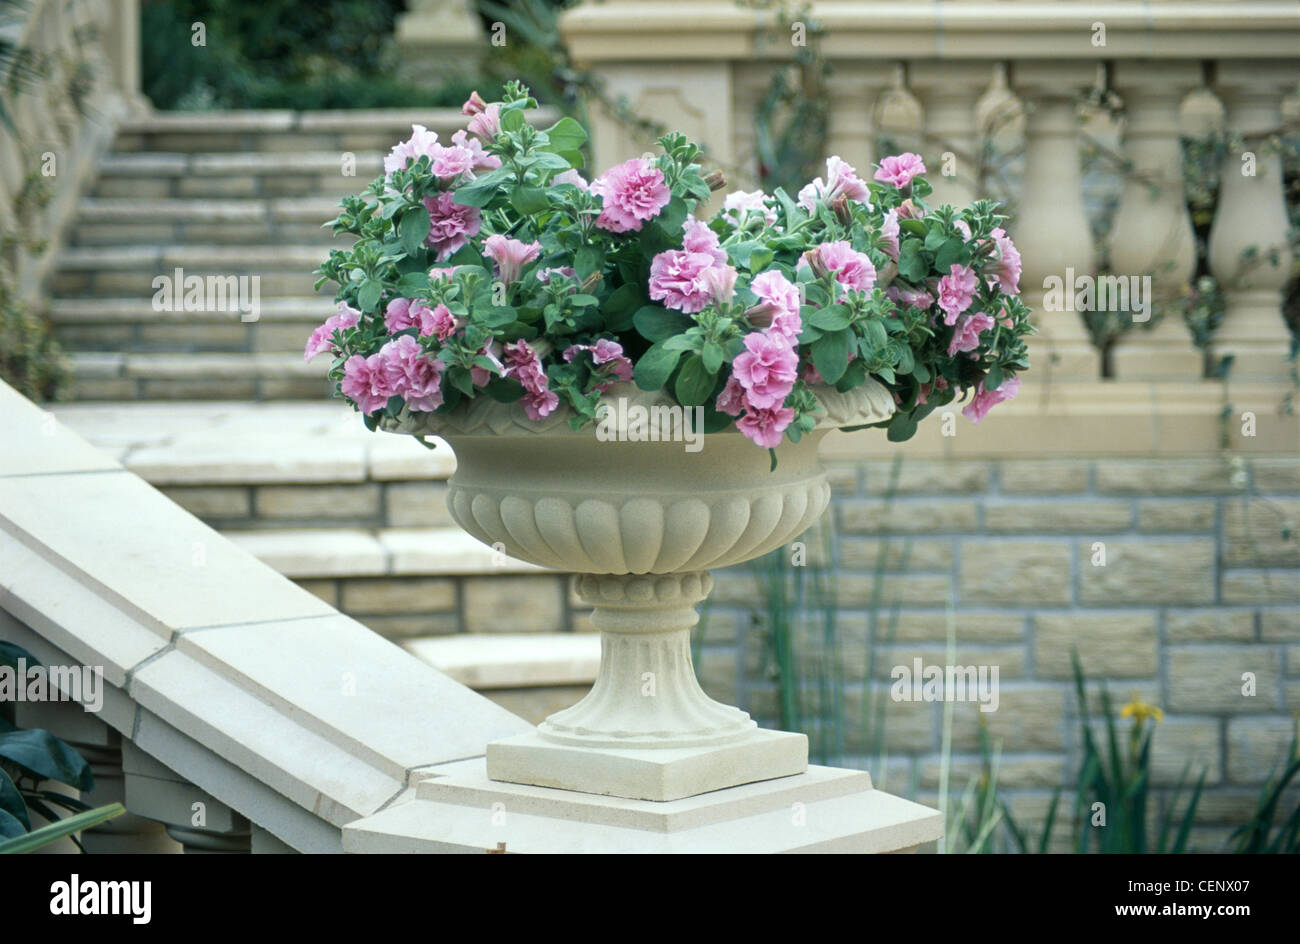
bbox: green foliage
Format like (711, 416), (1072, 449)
(0, 803), (125, 854)
(0, 263), (67, 402)
(1229, 719), (1300, 854)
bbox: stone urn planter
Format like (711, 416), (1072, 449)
(384, 380), (894, 801)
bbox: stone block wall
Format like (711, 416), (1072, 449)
(697, 454), (1300, 851)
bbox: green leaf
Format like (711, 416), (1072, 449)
(480, 306), (517, 328)
(633, 342), (684, 390)
(661, 334), (698, 352)
(924, 226), (948, 252)
(510, 187), (550, 215)
(543, 116), (588, 153)
(899, 218), (927, 237)
(886, 410), (919, 442)
(897, 240), (928, 283)
(0, 770), (30, 831)
(701, 340), (724, 374)
(633, 305), (693, 342)
(396, 270), (430, 296)
(812, 329), (852, 385)
(0, 803), (126, 855)
(674, 354), (715, 407)
(358, 279), (382, 314)
(657, 196), (688, 234)
(935, 237), (968, 272)
(0, 729), (92, 791)
(985, 363), (1004, 391)
(500, 106), (526, 134)
(574, 246), (603, 280)
(399, 205), (431, 255)
(451, 167), (511, 207)
(807, 304), (852, 332)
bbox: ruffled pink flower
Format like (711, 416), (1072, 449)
(896, 199), (923, 221)
(988, 227), (1022, 295)
(384, 124), (440, 175)
(450, 129), (502, 173)
(702, 265), (738, 308)
(716, 375), (747, 416)
(552, 169), (589, 191)
(937, 264), (980, 325)
(682, 217), (728, 265)
(429, 143), (476, 182)
(384, 297), (429, 335)
(797, 156), (871, 212)
(304, 302), (360, 362)
(428, 265), (460, 283)
(564, 338), (633, 389)
(880, 209), (900, 260)
(732, 332), (798, 410)
(874, 152), (926, 189)
(378, 334), (444, 413)
(423, 192), (481, 261)
(341, 352), (394, 414)
(648, 249), (719, 314)
(591, 158), (671, 233)
(737, 406), (795, 448)
(802, 240), (876, 294)
(470, 340), (505, 387)
(962, 375), (1021, 424)
(504, 339), (559, 420)
(538, 266), (576, 284)
(467, 103), (501, 140)
(887, 284), (935, 311)
(461, 91), (488, 116)
(947, 311), (995, 357)
(484, 234), (542, 284)
(747, 270), (802, 342)
(722, 190), (776, 226)
(422, 303), (459, 341)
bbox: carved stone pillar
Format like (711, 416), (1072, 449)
(393, 0), (485, 86)
(1207, 62), (1297, 381)
(1010, 61), (1104, 381)
(1109, 63), (1204, 380)
(825, 63), (895, 181)
(911, 62), (992, 207)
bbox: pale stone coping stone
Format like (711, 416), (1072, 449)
(56, 245), (161, 268)
(119, 111), (298, 132)
(269, 197), (351, 221)
(161, 245), (326, 268)
(0, 470), (338, 631)
(562, 1), (1300, 61)
(344, 758), (943, 853)
(0, 381), (121, 478)
(65, 352), (125, 376)
(295, 107), (559, 132)
(97, 153), (190, 176)
(191, 152), (384, 175)
(405, 633), (601, 689)
(379, 527), (548, 575)
(114, 353), (329, 379)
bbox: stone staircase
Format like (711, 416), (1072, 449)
(43, 109), (598, 722)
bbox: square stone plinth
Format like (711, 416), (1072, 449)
(485, 728), (809, 802)
(342, 759), (943, 854)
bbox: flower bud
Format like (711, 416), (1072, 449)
(703, 169), (727, 192)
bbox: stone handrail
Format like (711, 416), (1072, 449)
(0, 0), (144, 300)
(0, 377), (533, 852)
(561, 1), (1300, 391)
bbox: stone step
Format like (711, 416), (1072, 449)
(72, 196), (345, 248)
(91, 151), (386, 200)
(65, 351), (333, 400)
(53, 244), (329, 298)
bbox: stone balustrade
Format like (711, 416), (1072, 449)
(561, 1), (1300, 394)
(0, 0), (144, 299)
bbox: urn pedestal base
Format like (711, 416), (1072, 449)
(486, 727), (808, 802)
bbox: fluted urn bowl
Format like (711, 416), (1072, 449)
(383, 380), (895, 801)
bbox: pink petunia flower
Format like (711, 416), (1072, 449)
(682, 217), (729, 265)
(937, 263), (980, 325)
(378, 334), (444, 413)
(341, 352), (394, 414)
(880, 209), (900, 260)
(962, 375), (1021, 424)
(591, 158), (671, 233)
(503, 339), (559, 420)
(421, 303), (460, 341)
(702, 264), (738, 308)
(732, 332), (798, 410)
(746, 270), (802, 342)
(648, 249), (720, 314)
(874, 152), (926, 189)
(423, 192), (481, 261)
(304, 302), (360, 362)
(988, 227), (1022, 295)
(552, 169), (589, 191)
(467, 103), (501, 140)
(470, 340), (505, 387)
(736, 406), (795, 448)
(715, 375), (747, 416)
(450, 129), (502, 174)
(797, 156), (871, 212)
(484, 234), (543, 284)
(461, 91), (488, 116)
(384, 124), (441, 176)
(801, 240), (877, 294)
(722, 190), (777, 226)
(887, 284), (936, 311)
(947, 311), (995, 357)
(429, 143), (476, 182)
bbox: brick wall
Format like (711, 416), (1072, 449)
(698, 454), (1300, 851)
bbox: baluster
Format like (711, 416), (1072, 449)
(1207, 61), (1297, 381)
(1009, 61), (1104, 381)
(122, 741), (252, 853)
(1109, 63), (1204, 380)
(824, 62), (893, 179)
(911, 62), (991, 207)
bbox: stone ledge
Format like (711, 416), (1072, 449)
(405, 633), (600, 689)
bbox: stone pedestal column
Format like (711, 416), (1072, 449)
(824, 63), (895, 180)
(1207, 62), (1297, 380)
(392, 0), (485, 87)
(1109, 63), (1204, 380)
(121, 741), (251, 854)
(1010, 61), (1103, 381)
(911, 62), (992, 207)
